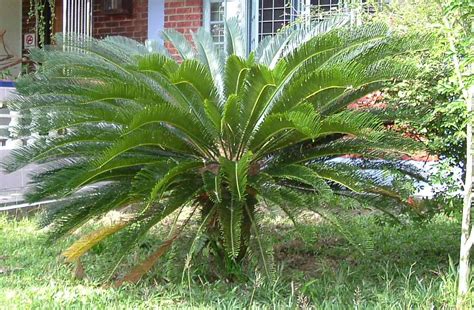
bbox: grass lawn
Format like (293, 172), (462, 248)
(0, 211), (472, 309)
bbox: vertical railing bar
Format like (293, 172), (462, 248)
(62, 0), (67, 34)
(62, 0), (67, 50)
(82, 0), (85, 36)
(87, 0), (91, 37)
(74, 0), (77, 46)
(66, 0), (70, 35)
(71, 0), (75, 35)
(71, 0), (74, 35)
(76, 0), (79, 35)
(82, 0), (85, 37)
(78, 0), (81, 38)
(79, 0), (83, 46)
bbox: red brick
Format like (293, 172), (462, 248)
(169, 15), (185, 21)
(166, 1), (185, 8)
(164, 22), (177, 28)
(176, 21), (201, 28)
(186, 14), (202, 20)
(186, 0), (202, 6)
(176, 7), (194, 14)
(92, 0), (148, 42)
(105, 21), (119, 27)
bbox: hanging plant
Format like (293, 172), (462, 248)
(28, 0), (55, 47)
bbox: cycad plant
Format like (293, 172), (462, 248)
(4, 20), (430, 283)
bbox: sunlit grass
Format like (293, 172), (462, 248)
(0, 213), (472, 309)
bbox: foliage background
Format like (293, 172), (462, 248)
(366, 0), (472, 202)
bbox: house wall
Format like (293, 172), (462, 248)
(92, 0), (149, 42)
(20, 0), (198, 48)
(164, 0), (203, 58)
(148, 0), (165, 42)
(0, 0), (22, 77)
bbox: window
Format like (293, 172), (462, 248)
(204, 0), (387, 51)
(306, 0), (343, 22)
(306, 0), (385, 20)
(309, 0), (340, 13)
(258, 0), (298, 41)
(209, 0), (225, 50)
(204, 0), (245, 51)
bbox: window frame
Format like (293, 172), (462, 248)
(203, 0), (251, 52)
(204, 0), (226, 50)
(203, 0), (388, 53)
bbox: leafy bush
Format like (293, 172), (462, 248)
(365, 0), (470, 201)
(3, 20), (432, 283)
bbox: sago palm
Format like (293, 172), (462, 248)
(3, 19), (430, 283)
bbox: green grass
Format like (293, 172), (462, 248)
(0, 212), (472, 309)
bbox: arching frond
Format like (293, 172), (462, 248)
(161, 29), (196, 60)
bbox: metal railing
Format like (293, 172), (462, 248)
(63, 0), (93, 37)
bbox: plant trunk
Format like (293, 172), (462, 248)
(442, 14), (474, 305)
(236, 196), (257, 262)
(458, 78), (474, 306)
(459, 237), (471, 296)
(459, 76), (473, 303)
(201, 194), (257, 279)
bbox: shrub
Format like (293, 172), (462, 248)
(3, 20), (432, 283)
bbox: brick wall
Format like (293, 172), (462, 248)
(164, 0), (203, 58)
(20, 0), (204, 54)
(92, 0), (148, 42)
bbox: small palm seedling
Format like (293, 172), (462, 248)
(3, 19), (431, 283)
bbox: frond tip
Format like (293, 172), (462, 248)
(62, 221), (129, 263)
(114, 237), (176, 286)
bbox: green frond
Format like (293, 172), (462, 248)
(192, 28), (225, 102)
(221, 94), (242, 156)
(317, 110), (384, 139)
(130, 161), (177, 198)
(161, 29), (196, 60)
(44, 182), (134, 240)
(171, 59), (219, 101)
(106, 184), (200, 278)
(136, 53), (178, 75)
(224, 55), (251, 96)
(149, 160), (203, 202)
(62, 156), (166, 196)
(225, 18), (246, 58)
(255, 17), (349, 68)
(219, 151), (253, 203)
(267, 164), (333, 196)
(309, 161), (411, 205)
(218, 202), (244, 259)
(204, 99), (222, 132)
(127, 103), (216, 154)
(96, 125), (199, 166)
(2, 125), (120, 172)
(237, 65), (276, 154)
(250, 103), (321, 154)
(283, 132), (422, 165)
(202, 171), (222, 203)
